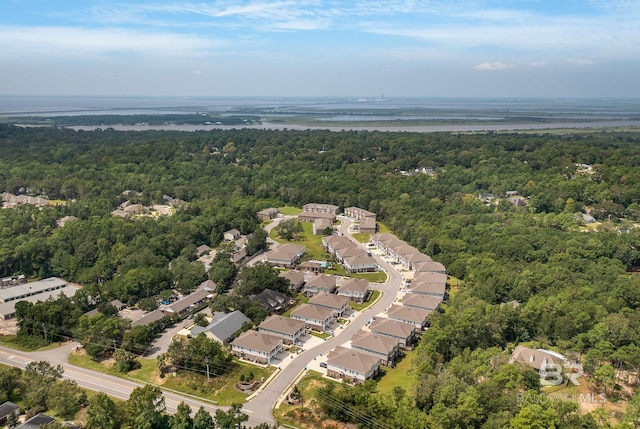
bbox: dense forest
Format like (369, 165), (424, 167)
(2, 124), (640, 428)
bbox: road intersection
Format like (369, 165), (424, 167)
(0, 216), (405, 427)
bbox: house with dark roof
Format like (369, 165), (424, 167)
(308, 293), (350, 317)
(303, 274), (336, 296)
(290, 304), (334, 332)
(131, 309), (167, 327)
(231, 331), (283, 365)
(250, 289), (292, 314)
(325, 346), (380, 383)
(0, 401), (20, 425)
(258, 315), (306, 345)
(16, 413), (56, 429)
(163, 289), (211, 316)
(190, 311), (251, 343)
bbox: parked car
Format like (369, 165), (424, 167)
(320, 362), (327, 368)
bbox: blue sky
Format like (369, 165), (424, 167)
(1, 0), (639, 97)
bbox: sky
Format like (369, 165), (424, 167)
(1, 0), (639, 97)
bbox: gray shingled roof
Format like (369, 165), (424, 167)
(191, 310), (251, 342)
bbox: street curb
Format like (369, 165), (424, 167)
(273, 368), (308, 410)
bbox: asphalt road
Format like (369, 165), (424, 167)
(0, 215), (403, 428)
(242, 216), (403, 423)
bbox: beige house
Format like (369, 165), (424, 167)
(258, 315), (306, 345)
(279, 270), (306, 292)
(325, 346), (381, 383)
(231, 330), (283, 365)
(257, 207), (279, 221)
(337, 278), (370, 303)
(387, 304), (429, 329)
(308, 293), (350, 317)
(369, 318), (416, 348)
(351, 330), (401, 366)
(402, 293), (442, 312)
(290, 304), (334, 331)
(510, 346), (566, 371)
(303, 274), (337, 295)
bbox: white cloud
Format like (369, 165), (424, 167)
(528, 61), (548, 67)
(568, 58), (594, 65)
(0, 26), (223, 58)
(474, 62), (514, 71)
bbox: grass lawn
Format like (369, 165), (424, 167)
(376, 350), (417, 396)
(377, 222), (392, 233)
(350, 290), (381, 311)
(310, 331), (331, 340)
(68, 351), (274, 406)
(351, 232), (371, 243)
(350, 271), (387, 283)
(0, 335), (63, 352)
(279, 206), (303, 215)
(274, 370), (340, 428)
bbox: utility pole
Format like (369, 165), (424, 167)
(205, 357), (210, 383)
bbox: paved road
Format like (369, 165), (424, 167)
(0, 344), (275, 427)
(0, 215), (402, 428)
(243, 216), (403, 423)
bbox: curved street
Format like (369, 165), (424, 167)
(0, 215), (404, 428)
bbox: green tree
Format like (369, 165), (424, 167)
(509, 403), (558, 429)
(192, 406), (215, 429)
(274, 219), (302, 240)
(46, 380), (87, 419)
(21, 361), (63, 409)
(235, 262), (289, 295)
(126, 385), (166, 429)
(170, 402), (194, 429)
(0, 366), (21, 403)
(214, 403), (248, 429)
(85, 392), (121, 429)
(171, 256), (207, 294)
(113, 348), (140, 373)
(245, 227), (268, 256)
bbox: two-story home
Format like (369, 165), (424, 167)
(387, 304), (429, 330)
(231, 330), (283, 365)
(325, 346), (381, 383)
(303, 274), (337, 296)
(410, 280), (446, 298)
(412, 271), (447, 286)
(279, 270), (306, 292)
(351, 330), (401, 366)
(258, 315), (306, 345)
(290, 304), (334, 332)
(265, 243), (306, 268)
(343, 255), (378, 273)
(223, 229), (242, 242)
(402, 293), (442, 312)
(308, 293), (350, 317)
(257, 207), (279, 221)
(369, 318), (417, 348)
(337, 278), (370, 303)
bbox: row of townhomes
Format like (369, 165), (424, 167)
(322, 231), (448, 383)
(322, 235), (378, 273)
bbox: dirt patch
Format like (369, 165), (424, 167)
(0, 318), (18, 335)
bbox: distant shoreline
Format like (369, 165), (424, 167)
(50, 120), (640, 133)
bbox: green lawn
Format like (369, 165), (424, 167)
(67, 352), (274, 406)
(376, 350), (417, 395)
(350, 271), (387, 283)
(350, 290), (381, 311)
(0, 335), (64, 352)
(279, 206), (303, 215)
(351, 232), (371, 243)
